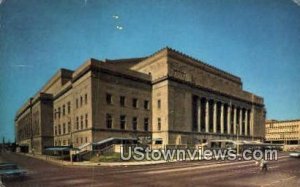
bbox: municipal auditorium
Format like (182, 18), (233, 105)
(15, 47), (266, 154)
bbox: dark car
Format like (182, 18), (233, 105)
(0, 163), (27, 180)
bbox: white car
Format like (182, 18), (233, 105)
(289, 151), (300, 158)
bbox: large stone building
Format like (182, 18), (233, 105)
(15, 47), (265, 154)
(265, 119), (300, 145)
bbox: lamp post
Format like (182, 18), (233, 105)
(236, 123), (240, 155)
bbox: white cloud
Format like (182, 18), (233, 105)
(11, 64), (32, 68)
(292, 0), (300, 6)
(113, 15), (119, 19)
(116, 26), (123, 30)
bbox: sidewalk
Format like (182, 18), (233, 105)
(17, 153), (171, 167)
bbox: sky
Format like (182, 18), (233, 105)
(0, 0), (300, 142)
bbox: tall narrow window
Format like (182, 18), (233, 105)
(63, 123), (66, 134)
(132, 117), (137, 130)
(76, 117), (79, 130)
(68, 121), (71, 133)
(120, 96), (126, 107)
(157, 99), (161, 109)
(85, 114), (88, 128)
(58, 107), (61, 118)
(58, 124), (61, 135)
(106, 93), (113, 104)
(54, 126), (57, 135)
(144, 100), (149, 110)
(80, 96), (83, 106)
(120, 115), (126, 130)
(85, 94), (88, 105)
(67, 102), (71, 114)
(106, 114), (112, 129)
(80, 115), (83, 129)
(144, 118), (149, 131)
(157, 118), (161, 131)
(62, 105), (65, 116)
(132, 98), (138, 108)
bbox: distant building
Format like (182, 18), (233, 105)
(15, 47), (265, 154)
(265, 119), (300, 145)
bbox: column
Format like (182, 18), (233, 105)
(205, 100), (209, 133)
(250, 108), (254, 136)
(233, 107), (237, 135)
(220, 103), (224, 134)
(239, 108), (243, 135)
(227, 105), (231, 134)
(213, 101), (217, 133)
(197, 98), (201, 132)
(245, 109), (248, 136)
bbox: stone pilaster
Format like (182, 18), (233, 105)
(220, 103), (224, 134)
(205, 100), (209, 133)
(227, 105), (231, 134)
(213, 101), (217, 133)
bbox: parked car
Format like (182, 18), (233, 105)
(0, 163), (27, 180)
(289, 151), (300, 158)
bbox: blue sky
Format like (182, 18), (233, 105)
(0, 0), (300, 141)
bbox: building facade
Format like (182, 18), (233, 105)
(15, 47), (265, 154)
(265, 119), (300, 145)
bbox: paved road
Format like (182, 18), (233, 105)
(0, 152), (299, 187)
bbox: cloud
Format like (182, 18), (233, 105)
(116, 26), (123, 30)
(0, 0), (5, 5)
(292, 0), (300, 6)
(113, 15), (119, 19)
(11, 64), (33, 68)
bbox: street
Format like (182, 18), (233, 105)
(0, 152), (299, 187)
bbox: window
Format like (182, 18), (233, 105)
(63, 123), (66, 134)
(132, 117), (137, 130)
(76, 117), (79, 130)
(120, 115), (126, 130)
(157, 99), (161, 109)
(132, 98), (138, 108)
(106, 114), (112, 129)
(80, 115), (83, 129)
(157, 118), (161, 131)
(67, 102), (71, 114)
(54, 126), (57, 135)
(144, 100), (149, 110)
(85, 137), (88, 143)
(85, 94), (88, 104)
(106, 93), (113, 104)
(68, 121), (71, 133)
(85, 114), (88, 128)
(58, 124), (61, 135)
(144, 118), (149, 131)
(62, 105), (65, 116)
(58, 107), (61, 118)
(120, 96), (126, 107)
(54, 109), (57, 119)
(80, 96), (83, 106)
(76, 99), (79, 108)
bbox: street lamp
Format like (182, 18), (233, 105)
(236, 123), (240, 155)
